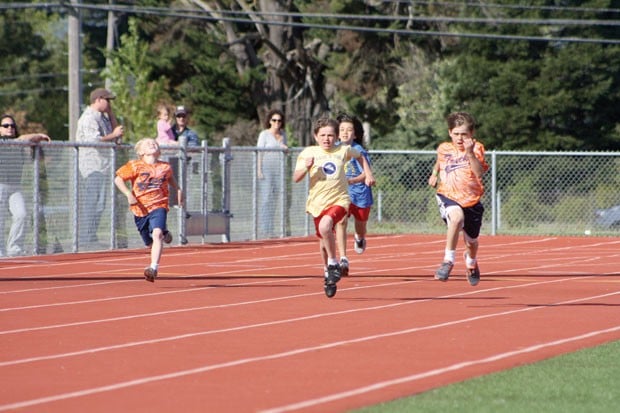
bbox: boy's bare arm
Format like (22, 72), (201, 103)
(428, 159), (439, 187)
(357, 155), (376, 186)
(293, 157), (314, 183)
(114, 176), (137, 205)
(463, 137), (485, 178)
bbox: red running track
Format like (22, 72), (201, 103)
(1, 234), (619, 412)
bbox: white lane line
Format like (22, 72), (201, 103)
(2, 278), (615, 365)
(260, 324), (620, 413)
(0, 290), (618, 412)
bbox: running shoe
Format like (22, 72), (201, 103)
(354, 237), (366, 254)
(463, 252), (480, 286)
(339, 257), (350, 277)
(163, 231), (173, 244)
(324, 264), (341, 298)
(434, 261), (453, 281)
(326, 264), (342, 285)
(144, 267), (157, 282)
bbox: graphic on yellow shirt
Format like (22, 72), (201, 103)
(295, 145), (360, 217)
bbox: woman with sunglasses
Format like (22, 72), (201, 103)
(0, 114), (50, 256)
(256, 109), (288, 238)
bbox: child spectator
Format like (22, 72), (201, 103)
(155, 104), (177, 146)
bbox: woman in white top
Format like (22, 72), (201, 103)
(256, 109), (288, 238)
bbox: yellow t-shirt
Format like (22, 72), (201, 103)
(436, 141), (489, 208)
(295, 144), (360, 217)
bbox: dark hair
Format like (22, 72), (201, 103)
(336, 112), (365, 147)
(0, 114), (19, 137)
(447, 111), (475, 132)
(265, 109), (285, 129)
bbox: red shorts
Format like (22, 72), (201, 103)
(349, 204), (371, 222)
(313, 205), (348, 238)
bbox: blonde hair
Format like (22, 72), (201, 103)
(134, 138), (160, 157)
(156, 103), (170, 118)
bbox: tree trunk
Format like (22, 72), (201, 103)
(190, 0), (330, 146)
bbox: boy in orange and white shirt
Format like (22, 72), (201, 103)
(115, 138), (182, 282)
(429, 112), (489, 286)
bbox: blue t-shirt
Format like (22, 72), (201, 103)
(344, 142), (373, 208)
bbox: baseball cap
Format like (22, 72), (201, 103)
(174, 106), (188, 116)
(90, 88), (116, 102)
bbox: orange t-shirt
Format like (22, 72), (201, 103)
(116, 159), (173, 217)
(436, 141), (489, 208)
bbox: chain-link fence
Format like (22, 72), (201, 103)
(1, 139), (619, 257)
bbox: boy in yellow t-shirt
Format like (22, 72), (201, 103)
(115, 138), (182, 282)
(429, 112), (489, 286)
(294, 117), (375, 298)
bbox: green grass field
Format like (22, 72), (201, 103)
(355, 340), (619, 413)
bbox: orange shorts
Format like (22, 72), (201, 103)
(349, 204), (371, 222)
(313, 205), (348, 238)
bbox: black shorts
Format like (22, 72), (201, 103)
(436, 194), (484, 239)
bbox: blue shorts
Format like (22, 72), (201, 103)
(436, 194), (484, 239)
(134, 208), (168, 247)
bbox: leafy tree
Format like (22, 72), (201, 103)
(0, 8), (68, 139)
(103, 18), (169, 142)
(389, 0), (620, 151)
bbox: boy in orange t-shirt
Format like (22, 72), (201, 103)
(115, 138), (182, 282)
(429, 112), (489, 286)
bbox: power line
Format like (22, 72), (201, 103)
(3, 2), (620, 44)
(70, 3), (620, 45)
(395, 1), (620, 15)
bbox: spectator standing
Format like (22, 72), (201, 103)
(75, 88), (124, 244)
(172, 106), (200, 147)
(0, 114), (50, 256)
(256, 109), (288, 238)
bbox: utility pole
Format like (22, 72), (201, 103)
(68, 0), (82, 141)
(105, 0), (116, 90)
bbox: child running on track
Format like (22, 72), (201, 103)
(114, 138), (182, 282)
(335, 113), (374, 277)
(293, 117), (375, 297)
(430, 111), (489, 286)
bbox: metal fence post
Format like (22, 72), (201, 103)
(221, 137), (232, 242)
(491, 151), (497, 235)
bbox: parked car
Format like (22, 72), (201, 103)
(595, 205), (620, 228)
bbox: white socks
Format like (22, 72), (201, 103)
(443, 250), (456, 264)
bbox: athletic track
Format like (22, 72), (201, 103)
(1, 234), (619, 412)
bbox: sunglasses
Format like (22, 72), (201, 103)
(176, 114), (186, 118)
(270, 118), (282, 123)
(1, 123), (16, 128)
